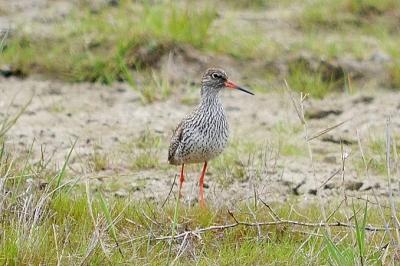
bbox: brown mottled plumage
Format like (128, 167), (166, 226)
(168, 68), (254, 207)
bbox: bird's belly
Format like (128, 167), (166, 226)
(182, 134), (228, 163)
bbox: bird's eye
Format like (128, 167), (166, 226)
(211, 73), (221, 79)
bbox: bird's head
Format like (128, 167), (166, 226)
(201, 68), (254, 95)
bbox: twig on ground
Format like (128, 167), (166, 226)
(319, 168), (341, 189)
(325, 199), (345, 223)
(227, 209), (239, 224)
(141, 210), (161, 227)
(173, 230), (190, 263)
(259, 198), (281, 221)
(125, 218), (144, 228)
(118, 210), (393, 246)
(162, 174), (177, 208)
(346, 195), (390, 209)
(340, 141), (351, 209)
(290, 204), (311, 222)
(307, 119), (350, 142)
(247, 202), (262, 241)
(284, 80), (304, 124)
(148, 219), (391, 242)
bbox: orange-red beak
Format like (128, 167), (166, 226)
(224, 80), (254, 95)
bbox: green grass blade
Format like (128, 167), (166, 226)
(323, 232), (354, 266)
(54, 138), (77, 190)
(99, 192), (123, 256)
(0, 97), (32, 138)
(324, 233), (345, 266)
(0, 141), (4, 162)
(353, 201), (368, 265)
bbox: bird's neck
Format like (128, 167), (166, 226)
(200, 87), (222, 108)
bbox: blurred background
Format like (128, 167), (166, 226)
(1, 0), (400, 200)
(1, 0), (399, 97)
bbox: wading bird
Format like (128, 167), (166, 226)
(168, 68), (254, 207)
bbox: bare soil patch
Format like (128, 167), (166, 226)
(2, 75), (399, 205)
(1, 0), (399, 206)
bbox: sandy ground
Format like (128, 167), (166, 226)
(1, 75), (400, 206)
(1, 0), (399, 206)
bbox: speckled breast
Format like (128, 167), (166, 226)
(182, 113), (229, 164)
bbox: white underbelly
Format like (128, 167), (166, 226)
(182, 136), (227, 163)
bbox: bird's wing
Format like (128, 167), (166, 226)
(168, 121), (184, 163)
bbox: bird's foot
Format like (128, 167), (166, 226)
(199, 198), (206, 209)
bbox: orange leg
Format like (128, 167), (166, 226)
(179, 164), (185, 198)
(199, 162), (208, 208)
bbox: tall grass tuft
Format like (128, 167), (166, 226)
(287, 62), (338, 98)
(1, 1), (217, 85)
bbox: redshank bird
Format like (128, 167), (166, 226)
(168, 68), (254, 207)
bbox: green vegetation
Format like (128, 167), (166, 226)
(271, 121), (305, 156)
(299, 0), (400, 30)
(140, 69), (173, 103)
(0, 122), (397, 264)
(296, 0), (400, 61)
(122, 130), (163, 170)
(0, 98), (31, 145)
(213, 140), (257, 185)
(350, 131), (400, 177)
(0, 60), (399, 266)
(287, 61), (341, 98)
(221, 0), (281, 9)
(0, 153), (397, 265)
(88, 146), (109, 172)
(207, 20), (283, 60)
(389, 62), (400, 89)
(212, 124), (305, 186)
(365, 138), (388, 175)
(1, 0), (400, 99)
(1, 1), (216, 84)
